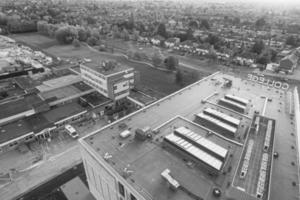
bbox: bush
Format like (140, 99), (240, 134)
(164, 56), (179, 70)
(77, 28), (88, 42)
(87, 36), (98, 46)
(55, 26), (78, 44)
(73, 39), (80, 48)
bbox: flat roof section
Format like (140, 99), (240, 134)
(36, 74), (82, 92)
(40, 83), (94, 104)
(0, 94), (47, 121)
(0, 119), (33, 145)
(60, 177), (96, 200)
(43, 102), (86, 124)
(25, 114), (53, 133)
(82, 61), (134, 76)
(80, 92), (112, 108)
(82, 113), (242, 200)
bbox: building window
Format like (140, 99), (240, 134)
(118, 182), (125, 197)
(130, 194), (137, 200)
(113, 85), (117, 90)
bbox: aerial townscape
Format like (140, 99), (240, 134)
(0, 0), (299, 200)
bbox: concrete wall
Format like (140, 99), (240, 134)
(293, 87), (300, 167)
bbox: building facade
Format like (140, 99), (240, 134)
(80, 61), (135, 101)
(80, 143), (143, 200)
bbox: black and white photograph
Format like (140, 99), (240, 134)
(0, 0), (299, 200)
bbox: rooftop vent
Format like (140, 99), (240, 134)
(101, 60), (117, 71)
(104, 152), (112, 161)
(161, 169), (180, 191)
(123, 165), (134, 179)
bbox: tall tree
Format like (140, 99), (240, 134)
(251, 40), (265, 55)
(156, 23), (167, 38)
(200, 19), (210, 30)
(55, 26), (78, 44)
(255, 17), (266, 30)
(164, 56), (179, 70)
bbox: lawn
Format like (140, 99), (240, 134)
(11, 33), (59, 49)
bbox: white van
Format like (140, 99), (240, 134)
(65, 124), (79, 139)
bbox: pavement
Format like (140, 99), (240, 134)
(0, 118), (107, 200)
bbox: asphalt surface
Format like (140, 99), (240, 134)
(18, 163), (85, 200)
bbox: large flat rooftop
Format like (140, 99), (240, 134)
(81, 72), (299, 200)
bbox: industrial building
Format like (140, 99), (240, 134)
(79, 72), (300, 200)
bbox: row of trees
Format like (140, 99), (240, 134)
(37, 21), (103, 45)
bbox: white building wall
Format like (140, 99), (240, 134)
(293, 87), (300, 167)
(114, 80), (129, 94)
(81, 67), (109, 97)
(81, 145), (119, 200)
(80, 141), (147, 200)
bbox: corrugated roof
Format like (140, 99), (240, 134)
(175, 127), (228, 159)
(204, 107), (241, 126)
(196, 113), (237, 133)
(164, 133), (223, 170)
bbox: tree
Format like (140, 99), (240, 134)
(233, 17), (240, 25)
(151, 50), (164, 67)
(206, 34), (220, 46)
(0, 12), (8, 26)
(255, 18), (266, 29)
(188, 20), (198, 29)
(256, 54), (270, 65)
(37, 21), (49, 35)
(121, 28), (130, 41)
(186, 28), (194, 41)
(200, 19), (210, 30)
(156, 23), (167, 38)
(286, 35), (299, 47)
(77, 28), (88, 42)
(55, 26), (78, 44)
(132, 29), (139, 41)
(164, 56), (179, 70)
(251, 40), (265, 55)
(72, 39), (80, 48)
(91, 28), (100, 40)
(270, 49), (278, 62)
(86, 16), (96, 25)
(175, 70), (183, 85)
(87, 36), (98, 46)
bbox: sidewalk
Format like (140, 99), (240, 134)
(0, 145), (82, 200)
